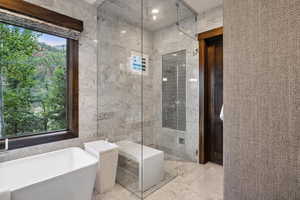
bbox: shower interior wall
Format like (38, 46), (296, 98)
(97, 4), (223, 161)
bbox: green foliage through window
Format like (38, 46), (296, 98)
(0, 23), (67, 139)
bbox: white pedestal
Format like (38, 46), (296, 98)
(84, 141), (119, 194)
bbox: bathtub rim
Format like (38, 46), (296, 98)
(0, 147), (98, 192)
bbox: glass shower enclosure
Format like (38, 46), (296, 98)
(97, 0), (198, 199)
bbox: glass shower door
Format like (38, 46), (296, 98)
(97, 0), (144, 199)
(97, 0), (198, 199)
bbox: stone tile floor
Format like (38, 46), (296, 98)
(94, 160), (223, 200)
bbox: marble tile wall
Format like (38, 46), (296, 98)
(0, 0), (99, 162)
(97, 4), (155, 145)
(224, 0), (299, 199)
(197, 5), (223, 33)
(152, 19), (199, 161)
(151, 6), (223, 161)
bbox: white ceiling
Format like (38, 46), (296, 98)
(99, 0), (195, 32)
(85, 0), (223, 15)
(84, 0), (222, 31)
(183, 0), (223, 14)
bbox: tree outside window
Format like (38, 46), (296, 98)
(0, 23), (67, 139)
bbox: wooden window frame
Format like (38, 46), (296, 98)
(198, 27), (223, 164)
(0, 0), (82, 150)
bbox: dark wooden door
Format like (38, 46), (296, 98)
(206, 36), (223, 165)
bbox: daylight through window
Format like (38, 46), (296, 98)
(0, 22), (67, 139)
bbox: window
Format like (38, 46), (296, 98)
(0, 22), (68, 139)
(0, 0), (81, 149)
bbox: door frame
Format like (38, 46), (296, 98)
(198, 27), (223, 164)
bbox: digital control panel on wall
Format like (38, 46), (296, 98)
(130, 51), (149, 76)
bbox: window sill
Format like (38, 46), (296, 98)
(1, 131), (78, 150)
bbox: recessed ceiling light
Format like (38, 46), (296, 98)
(151, 9), (159, 14)
(173, 53), (177, 56)
(152, 15), (157, 21)
(120, 30), (127, 34)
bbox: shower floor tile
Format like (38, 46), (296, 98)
(94, 160), (223, 200)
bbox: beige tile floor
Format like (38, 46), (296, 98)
(94, 161), (223, 200)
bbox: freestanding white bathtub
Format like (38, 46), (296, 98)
(0, 147), (98, 200)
